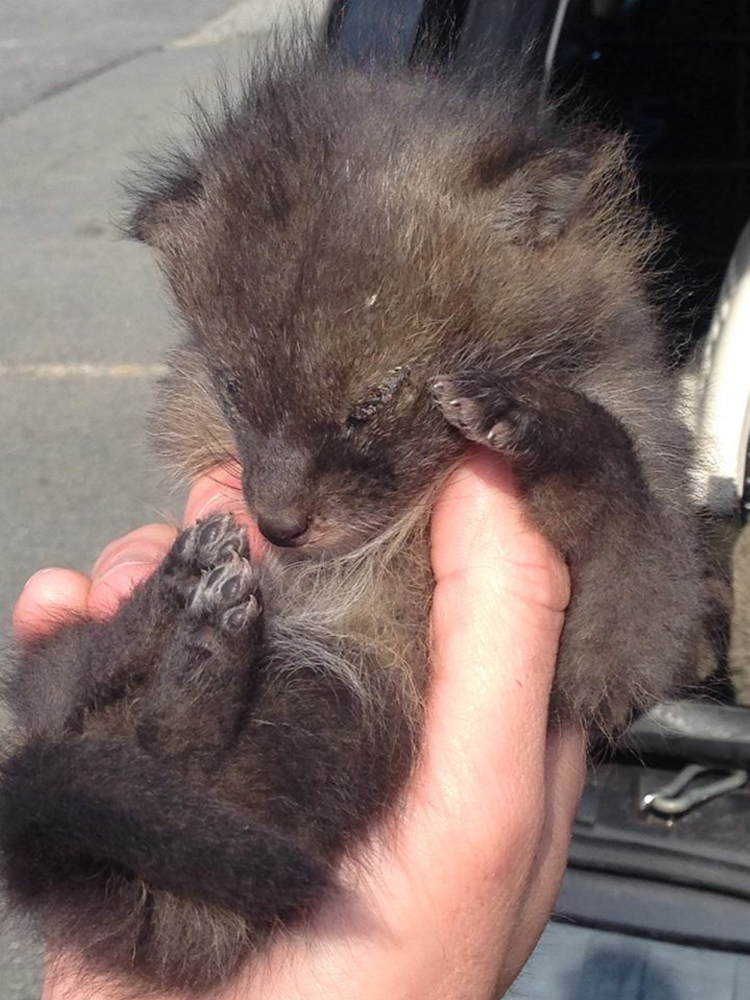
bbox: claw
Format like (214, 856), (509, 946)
(221, 595), (262, 634)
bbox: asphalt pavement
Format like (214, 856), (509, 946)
(0, 3), (321, 994)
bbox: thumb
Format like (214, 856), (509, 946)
(415, 448), (570, 830)
(431, 448), (570, 615)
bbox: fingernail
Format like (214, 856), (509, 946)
(92, 549), (162, 582)
(22, 568), (57, 590)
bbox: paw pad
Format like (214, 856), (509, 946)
(222, 595), (261, 634)
(166, 514), (249, 580)
(184, 553), (262, 650)
(194, 514), (249, 565)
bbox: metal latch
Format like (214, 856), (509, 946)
(640, 763), (748, 818)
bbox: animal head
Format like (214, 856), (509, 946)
(127, 44), (652, 552)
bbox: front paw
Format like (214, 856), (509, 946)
(432, 374), (540, 461)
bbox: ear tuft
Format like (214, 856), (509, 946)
(520, 147), (593, 240)
(122, 148), (203, 247)
(471, 141), (595, 243)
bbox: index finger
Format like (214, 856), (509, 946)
(183, 464), (247, 524)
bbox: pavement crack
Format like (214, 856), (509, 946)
(0, 45), (162, 126)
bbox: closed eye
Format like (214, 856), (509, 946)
(346, 394), (383, 429)
(345, 365), (411, 431)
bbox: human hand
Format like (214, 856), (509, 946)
(14, 452), (585, 1000)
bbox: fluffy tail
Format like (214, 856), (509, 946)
(0, 738), (329, 927)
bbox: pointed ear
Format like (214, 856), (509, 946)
(123, 150), (203, 249)
(471, 144), (595, 243)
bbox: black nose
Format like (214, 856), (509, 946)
(256, 510), (311, 547)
